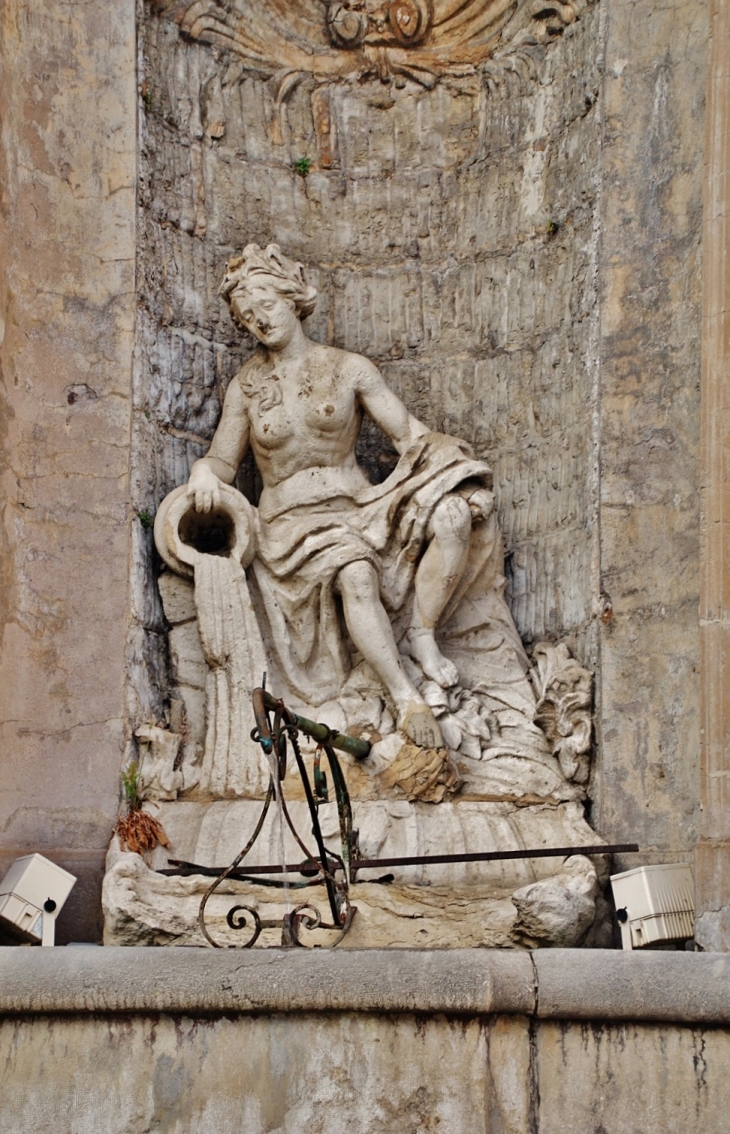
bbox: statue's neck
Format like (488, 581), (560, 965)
(263, 321), (310, 364)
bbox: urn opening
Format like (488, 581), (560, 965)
(178, 506), (236, 557)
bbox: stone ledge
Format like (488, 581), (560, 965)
(534, 949), (730, 1024)
(0, 948), (535, 1017)
(0, 948), (728, 1023)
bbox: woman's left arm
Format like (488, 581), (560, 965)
(352, 356), (428, 455)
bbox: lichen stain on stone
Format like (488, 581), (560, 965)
(691, 1028), (708, 1097)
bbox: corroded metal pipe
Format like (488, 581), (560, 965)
(253, 687), (371, 760)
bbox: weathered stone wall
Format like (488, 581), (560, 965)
(2, 948), (729, 1133)
(594, 0), (706, 868)
(3, 1010), (728, 1134)
(0, 0), (713, 943)
(697, 0), (730, 952)
(134, 0), (708, 886)
(132, 5), (605, 738)
(0, 0), (137, 940)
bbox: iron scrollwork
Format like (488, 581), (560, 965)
(194, 684), (364, 949)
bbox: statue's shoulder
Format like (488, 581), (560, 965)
(312, 342), (378, 380)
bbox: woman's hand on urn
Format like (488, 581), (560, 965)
(187, 463), (221, 513)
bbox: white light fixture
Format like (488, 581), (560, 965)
(610, 863), (694, 950)
(0, 854), (77, 946)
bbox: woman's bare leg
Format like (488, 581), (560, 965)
(403, 494), (472, 687)
(337, 560), (443, 747)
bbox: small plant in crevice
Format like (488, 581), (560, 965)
(137, 509), (154, 531)
(546, 219), (560, 237)
(121, 760), (140, 809)
(294, 156), (312, 178)
(115, 759), (170, 855)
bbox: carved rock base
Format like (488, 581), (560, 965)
(103, 799), (608, 949)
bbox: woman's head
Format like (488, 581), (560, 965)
(219, 243), (318, 321)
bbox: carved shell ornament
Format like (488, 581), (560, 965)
(157, 0), (592, 89)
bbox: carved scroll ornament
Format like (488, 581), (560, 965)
(326, 1), (435, 50)
(157, 0), (592, 88)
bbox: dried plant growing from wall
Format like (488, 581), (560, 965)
(115, 760), (171, 854)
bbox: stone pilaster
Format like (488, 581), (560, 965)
(697, 0), (730, 951)
(0, 0), (137, 941)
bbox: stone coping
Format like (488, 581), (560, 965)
(1, 948), (729, 1024)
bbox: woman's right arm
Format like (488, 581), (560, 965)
(188, 376), (250, 513)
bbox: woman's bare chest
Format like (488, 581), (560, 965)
(243, 368), (358, 449)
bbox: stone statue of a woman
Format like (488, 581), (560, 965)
(184, 243), (523, 752)
(107, 244), (600, 948)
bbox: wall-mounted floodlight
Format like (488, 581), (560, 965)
(0, 854), (76, 946)
(610, 863), (694, 950)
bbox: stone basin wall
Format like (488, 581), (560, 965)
(1, 948), (729, 1133)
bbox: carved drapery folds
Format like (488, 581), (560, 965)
(157, 0), (592, 89)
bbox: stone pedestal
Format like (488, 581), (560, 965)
(103, 797), (607, 948)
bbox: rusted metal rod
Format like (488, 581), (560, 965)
(164, 843), (638, 881)
(350, 842), (638, 870)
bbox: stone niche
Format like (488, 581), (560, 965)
(105, 0), (609, 948)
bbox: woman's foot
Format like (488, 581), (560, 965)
(402, 628), (459, 689)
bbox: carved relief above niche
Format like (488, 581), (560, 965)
(157, 0), (593, 90)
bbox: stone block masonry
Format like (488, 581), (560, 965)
(697, 0), (730, 952)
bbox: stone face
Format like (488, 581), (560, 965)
(135, 725), (184, 801)
(1, 1016), (489, 1129)
(0, 946), (537, 1016)
(2, 1012), (729, 1133)
(0, 1012), (491, 1134)
(158, 572), (197, 624)
(534, 948), (730, 1025)
(536, 1021), (730, 1134)
(3, 945), (730, 1022)
(168, 622), (207, 691)
(0, 0), (137, 941)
